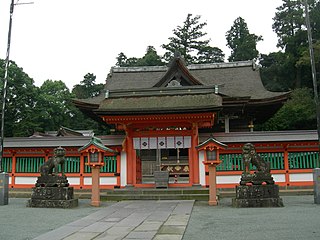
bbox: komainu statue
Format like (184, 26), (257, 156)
(240, 143), (274, 185)
(232, 143), (283, 207)
(40, 146), (66, 176)
(242, 143), (270, 175)
(28, 146), (78, 208)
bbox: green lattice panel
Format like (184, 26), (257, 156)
(289, 151), (319, 169)
(218, 152), (284, 171)
(16, 157), (45, 173)
(218, 154), (243, 171)
(57, 156), (80, 173)
(84, 156), (117, 173)
(1, 157), (12, 173)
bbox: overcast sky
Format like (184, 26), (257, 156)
(0, 0), (284, 90)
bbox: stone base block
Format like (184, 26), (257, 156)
(0, 172), (9, 205)
(35, 175), (69, 187)
(27, 198), (78, 208)
(313, 168), (320, 204)
(233, 184), (284, 208)
(28, 186), (78, 208)
(232, 197), (284, 208)
(31, 187), (74, 200)
(235, 184), (280, 199)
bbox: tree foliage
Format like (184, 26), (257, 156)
(35, 80), (74, 132)
(72, 73), (104, 99)
(115, 46), (165, 67)
(259, 88), (316, 130)
(0, 60), (39, 137)
(161, 14), (224, 64)
(272, 0), (305, 49)
(259, 51), (297, 91)
(226, 17), (263, 62)
(261, 0), (320, 90)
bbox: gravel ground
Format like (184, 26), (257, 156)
(183, 195), (320, 240)
(0, 198), (114, 240)
(0, 196), (319, 240)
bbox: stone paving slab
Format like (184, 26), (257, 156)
(33, 200), (194, 240)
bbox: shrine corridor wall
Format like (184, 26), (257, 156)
(2, 140), (318, 189)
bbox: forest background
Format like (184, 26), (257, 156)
(0, 0), (319, 137)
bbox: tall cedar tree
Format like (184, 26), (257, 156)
(226, 17), (263, 62)
(115, 46), (165, 67)
(36, 80), (74, 132)
(261, 0), (320, 89)
(0, 60), (40, 137)
(72, 73), (104, 99)
(272, 0), (304, 49)
(161, 14), (224, 64)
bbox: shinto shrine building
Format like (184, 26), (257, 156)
(2, 57), (319, 190)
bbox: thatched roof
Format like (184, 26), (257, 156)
(73, 58), (289, 117)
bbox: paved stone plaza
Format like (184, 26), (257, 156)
(0, 195), (319, 240)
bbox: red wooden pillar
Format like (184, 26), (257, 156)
(283, 146), (290, 187)
(91, 166), (101, 207)
(125, 127), (135, 186)
(191, 123), (199, 185)
(116, 148), (121, 186)
(207, 163), (218, 205)
(79, 153), (85, 189)
(11, 151), (16, 188)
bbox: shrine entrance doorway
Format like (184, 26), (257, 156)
(133, 136), (191, 185)
(138, 148), (189, 184)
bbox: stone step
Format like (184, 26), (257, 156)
(9, 187), (313, 200)
(101, 188), (209, 195)
(101, 193), (209, 201)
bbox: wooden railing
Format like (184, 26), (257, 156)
(213, 147), (319, 188)
(2, 152), (120, 189)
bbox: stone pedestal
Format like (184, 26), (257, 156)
(232, 185), (284, 208)
(313, 168), (320, 204)
(27, 175), (78, 208)
(0, 172), (9, 205)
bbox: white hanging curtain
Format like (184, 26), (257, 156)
(133, 136), (191, 150)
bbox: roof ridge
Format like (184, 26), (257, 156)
(111, 60), (256, 73)
(188, 60), (255, 70)
(111, 66), (167, 73)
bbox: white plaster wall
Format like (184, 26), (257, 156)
(100, 177), (117, 185)
(217, 175), (241, 184)
(198, 151), (205, 186)
(289, 173), (313, 182)
(84, 176), (117, 185)
(120, 152), (127, 186)
(67, 177), (80, 185)
(272, 174), (286, 183)
(83, 177), (92, 185)
(15, 177), (37, 185)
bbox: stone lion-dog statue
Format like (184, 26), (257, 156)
(242, 143), (270, 175)
(40, 146), (66, 176)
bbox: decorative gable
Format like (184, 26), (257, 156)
(153, 53), (203, 88)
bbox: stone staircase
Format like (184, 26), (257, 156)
(9, 186), (313, 201)
(100, 188), (210, 201)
